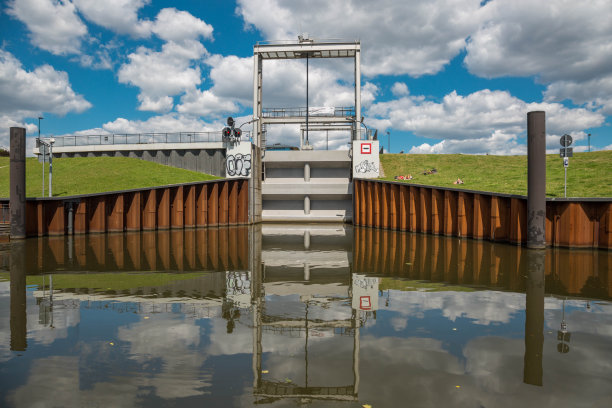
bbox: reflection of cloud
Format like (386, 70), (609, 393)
(262, 334), (355, 388)
(0, 284), (82, 362)
(390, 316), (408, 331)
(462, 334), (612, 408)
(359, 331), (612, 408)
(0, 282), (11, 361)
(27, 296), (81, 346)
(8, 356), (138, 408)
(384, 290), (523, 325)
(205, 318), (252, 356)
(544, 302), (612, 338)
(117, 314), (209, 399)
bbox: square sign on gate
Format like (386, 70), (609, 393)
(360, 296), (372, 310)
(353, 140), (379, 179)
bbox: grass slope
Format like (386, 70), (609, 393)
(0, 271), (208, 290)
(380, 150), (612, 197)
(0, 157), (220, 198)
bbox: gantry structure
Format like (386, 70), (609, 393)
(252, 38), (362, 150)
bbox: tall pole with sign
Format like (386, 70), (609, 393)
(560, 134), (573, 198)
(39, 117), (44, 197)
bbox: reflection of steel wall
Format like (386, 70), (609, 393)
(23, 227), (250, 273)
(353, 227), (612, 299)
(353, 179), (612, 249)
(23, 179), (249, 237)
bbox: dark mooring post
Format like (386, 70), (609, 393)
(10, 241), (27, 351)
(524, 249), (545, 386)
(527, 112), (546, 249)
(10, 127), (27, 239)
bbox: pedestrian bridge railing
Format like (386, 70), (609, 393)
(38, 131), (251, 148)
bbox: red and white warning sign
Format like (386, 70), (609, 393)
(360, 296), (371, 310)
(352, 140), (379, 179)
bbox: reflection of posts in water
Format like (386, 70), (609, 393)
(10, 241), (27, 351)
(250, 261), (359, 401)
(250, 224), (263, 391)
(524, 250), (545, 386)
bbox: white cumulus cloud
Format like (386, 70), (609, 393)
(152, 7), (213, 43)
(73, 0), (152, 38)
(117, 41), (207, 112)
(0, 50), (92, 117)
(368, 89), (605, 154)
(465, 0), (612, 113)
(7, 0), (88, 55)
(237, 0), (485, 77)
(0, 50), (92, 147)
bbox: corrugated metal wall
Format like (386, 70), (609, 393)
(353, 179), (612, 249)
(23, 179), (249, 237)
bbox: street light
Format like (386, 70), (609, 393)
(38, 117), (44, 197)
(386, 131), (391, 153)
(49, 138), (55, 197)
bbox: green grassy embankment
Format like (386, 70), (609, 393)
(0, 156), (220, 198)
(379, 150), (612, 197)
(0, 271), (208, 291)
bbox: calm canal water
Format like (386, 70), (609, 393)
(1, 225), (611, 407)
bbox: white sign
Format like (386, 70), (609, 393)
(226, 141), (252, 178)
(351, 274), (379, 311)
(352, 140), (379, 179)
(226, 271), (251, 308)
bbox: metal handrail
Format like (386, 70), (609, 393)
(256, 39), (358, 46)
(262, 106), (355, 118)
(38, 131), (250, 148)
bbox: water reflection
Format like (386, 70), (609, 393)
(0, 226), (611, 407)
(353, 228), (612, 299)
(254, 225), (363, 402)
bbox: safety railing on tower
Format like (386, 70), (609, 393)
(262, 106), (355, 118)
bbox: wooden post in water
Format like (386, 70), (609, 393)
(10, 241), (27, 351)
(524, 249), (545, 386)
(10, 127), (27, 239)
(527, 111), (546, 249)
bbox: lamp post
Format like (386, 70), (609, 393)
(386, 131), (391, 153)
(38, 117), (44, 197)
(48, 138), (55, 197)
(588, 133), (591, 152)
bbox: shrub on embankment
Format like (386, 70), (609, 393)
(379, 150), (612, 197)
(0, 156), (220, 197)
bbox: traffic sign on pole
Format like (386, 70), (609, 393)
(559, 147), (573, 157)
(560, 134), (573, 147)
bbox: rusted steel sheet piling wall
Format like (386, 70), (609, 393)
(22, 179), (249, 237)
(353, 179), (612, 249)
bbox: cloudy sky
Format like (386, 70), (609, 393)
(1, 0), (611, 154)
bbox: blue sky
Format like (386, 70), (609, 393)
(1, 0), (611, 155)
